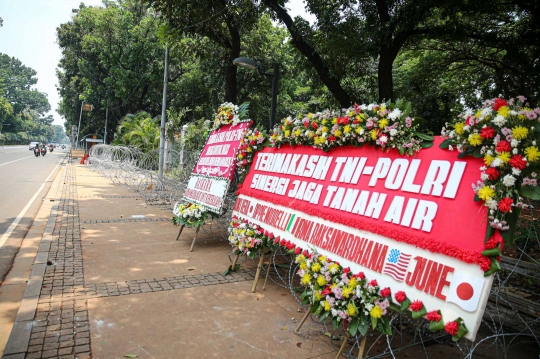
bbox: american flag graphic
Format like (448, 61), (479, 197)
(383, 249), (412, 282)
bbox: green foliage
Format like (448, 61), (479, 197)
(113, 111), (161, 151)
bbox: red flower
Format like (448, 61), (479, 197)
(465, 115), (475, 126)
(268, 233), (274, 239)
(369, 279), (378, 287)
(311, 122), (318, 129)
(294, 247), (302, 255)
(410, 300), (424, 312)
(343, 268), (351, 274)
(485, 168), (500, 181)
(354, 272), (365, 280)
(380, 288), (391, 298)
(274, 237), (279, 244)
(341, 116), (349, 125)
(493, 98), (508, 111)
(303, 122), (309, 128)
(426, 310), (441, 322)
(496, 140), (512, 153)
(498, 197), (513, 213)
(484, 236), (501, 249)
(302, 250), (308, 257)
(395, 291), (407, 303)
(480, 126), (496, 140)
(328, 135), (336, 142)
(280, 239), (286, 246)
(321, 286), (332, 296)
(445, 321), (459, 336)
(286, 241), (295, 250)
(509, 155), (527, 170)
(480, 257), (492, 272)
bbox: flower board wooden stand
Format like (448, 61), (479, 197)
(174, 224), (200, 252)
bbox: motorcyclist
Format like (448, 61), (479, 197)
(40, 144), (47, 156)
(33, 143), (40, 157)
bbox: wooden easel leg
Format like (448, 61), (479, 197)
(189, 226), (200, 252)
(251, 248), (265, 293)
(294, 306), (311, 333)
(231, 254), (240, 270)
(357, 335), (367, 359)
(335, 335), (349, 359)
(262, 259), (272, 291)
(175, 224), (185, 241)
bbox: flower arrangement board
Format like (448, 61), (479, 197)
(184, 121), (251, 213)
(232, 137), (496, 341)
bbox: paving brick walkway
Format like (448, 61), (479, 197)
(3, 161), (258, 359)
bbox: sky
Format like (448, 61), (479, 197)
(0, 0), (314, 127)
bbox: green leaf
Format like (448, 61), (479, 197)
(400, 298), (411, 311)
(371, 315), (378, 330)
(500, 207), (521, 246)
(124, 355), (138, 358)
(380, 316), (392, 335)
(389, 303), (401, 312)
(439, 138), (451, 149)
(222, 266), (232, 276)
(414, 131), (434, 141)
(398, 146), (405, 155)
(452, 319), (469, 342)
(429, 319), (445, 331)
(349, 317), (359, 336)
(314, 304), (323, 316)
(519, 184), (540, 200)
(484, 220), (494, 242)
(310, 301), (320, 313)
(319, 311), (330, 322)
(420, 141), (434, 149)
(474, 193), (482, 202)
(332, 318), (339, 330)
(481, 247), (501, 257)
(473, 147), (483, 158)
(411, 306), (427, 320)
(358, 318), (369, 336)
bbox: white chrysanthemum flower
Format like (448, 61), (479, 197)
(511, 139), (520, 147)
(481, 108), (492, 117)
(388, 109), (402, 120)
(464, 109), (474, 116)
(481, 173), (489, 181)
(463, 125), (471, 132)
(492, 115), (506, 127)
(367, 104), (374, 110)
(512, 168), (522, 175)
(390, 129), (398, 137)
(491, 158), (503, 167)
(503, 174), (516, 186)
(485, 199), (498, 210)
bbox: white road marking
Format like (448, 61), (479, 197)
(0, 156), (35, 167)
(0, 154), (66, 249)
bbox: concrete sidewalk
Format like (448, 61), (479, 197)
(1, 161), (337, 359)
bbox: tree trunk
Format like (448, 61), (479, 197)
(262, 0), (351, 108)
(224, 25), (241, 104)
(378, 45), (394, 102)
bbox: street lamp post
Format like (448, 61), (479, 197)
(233, 57), (279, 131)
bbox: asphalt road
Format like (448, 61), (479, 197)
(0, 145), (68, 281)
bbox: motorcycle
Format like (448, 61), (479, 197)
(40, 147), (47, 156)
(33, 146), (40, 157)
(61, 145), (66, 149)
(49, 145), (54, 152)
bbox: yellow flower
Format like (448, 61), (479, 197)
(346, 303), (357, 317)
(497, 106), (510, 118)
(525, 146), (540, 162)
(334, 129), (342, 137)
(497, 151), (511, 163)
(370, 306), (383, 319)
(300, 262), (308, 270)
(518, 108), (531, 121)
(238, 154), (244, 159)
(468, 134), (482, 146)
(349, 111), (354, 117)
(246, 147), (252, 153)
(332, 118), (337, 124)
(478, 186), (495, 201)
(321, 119), (328, 125)
(314, 291), (322, 301)
(343, 125), (351, 134)
(483, 154), (494, 166)
(342, 286), (353, 298)
(321, 126), (329, 134)
(311, 262), (321, 273)
(323, 300), (331, 311)
(475, 110), (482, 118)
(294, 129), (302, 137)
(348, 277), (358, 288)
(355, 127), (364, 134)
(284, 130), (291, 137)
(319, 255), (326, 263)
(308, 131), (315, 138)
(512, 126), (529, 140)
(454, 122), (465, 135)
(328, 263), (339, 274)
(378, 119), (389, 129)
(307, 113), (313, 119)
(370, 129), (378, 140)
(317, 275), (327, 286)
(301, 274), (311, 285)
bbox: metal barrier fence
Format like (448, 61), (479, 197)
(87, 144), (539, 358)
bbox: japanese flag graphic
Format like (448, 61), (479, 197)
(446, 270), (486, 312)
